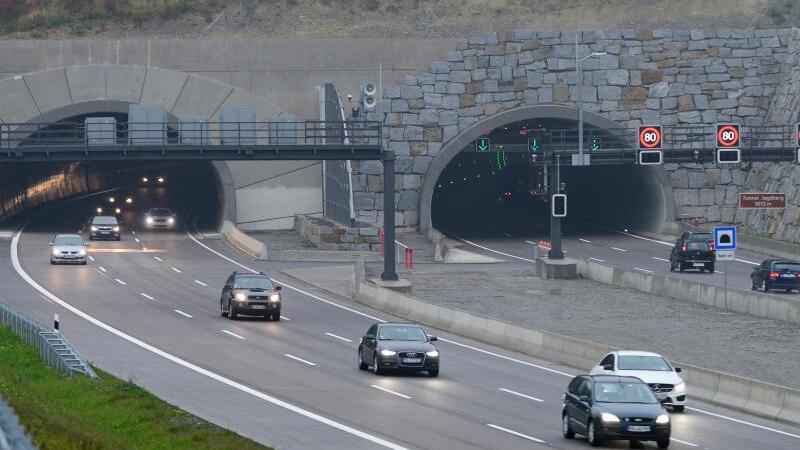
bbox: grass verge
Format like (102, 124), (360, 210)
(0, 326), (270, 450)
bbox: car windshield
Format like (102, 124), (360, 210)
(594, 382), (658, 404)
(618, 355), (672, 371)
(92, 216), (118, 225)
(150, 209), (172, 216)
(378, 325), (427, 341)
(687, 241), (709, 251)
(690, 233), (712, 240)
(54, 235), (83, 246)
(774, 262), (800, 271)
(233, 276), (273, 290)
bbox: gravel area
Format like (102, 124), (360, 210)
(396, 263), (800, 389)
(245, 230), (312, 252)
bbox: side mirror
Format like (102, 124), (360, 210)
(275, 286), (282, 291)
(48, 242), (53, 246)
(578, 395), (591, 404)
(675, 367), (682, 373)
(429, 335), (438, 342)
(602, 364), (613, 371)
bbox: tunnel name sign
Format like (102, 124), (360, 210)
(738, 193), (786, 209)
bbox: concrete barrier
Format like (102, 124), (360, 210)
(221, 221), (267, 260)
(576, 259), (800, 324)
(356, 279), (800, 427)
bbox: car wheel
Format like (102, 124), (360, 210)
(587, 420), (602, 447)
(678, 263), (685, 272)
(707, 264), (715, 273)
(657, 437), (671, 449)
(81, 261), (87, 265)
(273, 313), (281, 321)
(428, 368), (439, 378)
(668, 260), (675, 272)
(562, 413), (575, 439)
(751, 280), (757, 291)
(372, 353), (383, 375)
(50, 260), (56, 265)
(228, 302), (238, 320)
(358, 348), (368, 370)
(220, 302), (227, 317)
(672, 405), (685, 413)
(762, 280), (768, 293)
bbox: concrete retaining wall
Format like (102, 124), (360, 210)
(356, 279), (800, 426)
(294, 214), (381, 252)
(221, 220), (267, 260)
(576, 259), (800, 323)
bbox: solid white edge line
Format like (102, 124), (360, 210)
(284, 353), (317, 366)
(174, 309), (193, 318)
(486, 424), (545, 443)
(633, 267), (654, 274)
(154, 256), (163, 262)
(652, 257), (670, 262)
(588, 257), (605, 263)
(171, 267), (182, 273)
(10, 230), (410, 450)
(670, 437), (699, 447)
(194, 280), (208, 287)
(98, 266), (107, 272)
(220, 330), (246, 340)
(325, 332), (353, 343)
(140, 293), (155, 301)
(184, 230), (800, 441)
(455, 237), (536, 262)
(499, 388), (544, 402)
(114, 278), (126, 285)
(370, 385), (412, 399)
(686, 406), (800, 440)
(611, 247), (627, 252)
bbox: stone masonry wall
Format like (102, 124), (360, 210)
(351, 28), (800, 243)
(294, 215), (381, 251)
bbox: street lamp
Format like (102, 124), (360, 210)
(575, 33), (606, 165)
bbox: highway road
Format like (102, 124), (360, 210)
(2, 190), (800, 449)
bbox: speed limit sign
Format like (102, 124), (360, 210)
(716, 124), (740, 148)
(638, 125), (662, 150)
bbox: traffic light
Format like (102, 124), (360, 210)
(591, 138), (601, 151)
(528, 137), (540, 153)
(638, 150), (663, 165)
(717, 148), (741, 164)
(552, 194), (567, 217)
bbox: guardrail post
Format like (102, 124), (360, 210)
(381, 150), (398, 281)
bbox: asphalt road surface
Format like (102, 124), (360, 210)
(2, 191), (800, 449)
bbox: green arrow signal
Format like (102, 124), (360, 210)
(591, 138), (601, 151)
(528, 137), (539, 153)
(476, 137), (490, 152)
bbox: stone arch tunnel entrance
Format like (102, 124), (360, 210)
(424, 106), (671, 238)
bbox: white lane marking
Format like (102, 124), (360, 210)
(588, 257), (605, 263)
(438, 337), (573, 377)
(153, 256), (163, 262)
(280, 315), (291, 321)
(194, 280), (208, 287)
(486, 424), (545, 443)
(171, 266), (182, 273)
(499, 388), (544, 402)
(325, 332), (352, 343)
(132, 230), (136, 235)
(174, 309), (193, 318)
(284, 354), (317, 366)
(11, 231), (414, 450)
(114, 278), (126, 285)
(456, 237), (536, 262)
(634, 267), (654, 274)
(715, 271), (725, 274)
(98, 266), (107, 273)
(578, 238), (591, 243)
(524, 240), (537, 246)
(502, 232), (512, 237)
(670, 437), (699, 447)
(652, 256), (670, 262)
(370, 385), (412, 399)
(134, 238), (140, 243)
(611, 246), (627, 252)
(87, 255), (95, 261)
(221, 330), (245, 340)
(605, 227), (760, 265)
(686, 406), (800, 440)
(140, 293), (155, 301)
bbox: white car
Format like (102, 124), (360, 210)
(589, 351), (686, 412)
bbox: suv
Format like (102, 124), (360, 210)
(669, 231), (715, 273)
(88, 215), (120, 240)
(220, 272), (282, 321)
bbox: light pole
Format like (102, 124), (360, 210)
(575, 33), (606, 166)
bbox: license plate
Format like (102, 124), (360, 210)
(402, 358), (422, 364)
(627, 426), (651, 432)
(251, 305), (266, 309)
(693, 263), (705, 267)
(101, 231), (110, 234)
(781, 274), (796, 278)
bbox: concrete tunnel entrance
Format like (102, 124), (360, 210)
(428, 113), (669, 239)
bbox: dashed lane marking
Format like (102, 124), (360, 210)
(634, 267), (654, 274)
(174, 309), (193, 318)
(171, 267), (182, 273)
(114, 278), (126, 285)
(486, 424), (545, 443)
(578, 238), (591, 243)
(370, 385), (411, 399)
(325, 332), (352, 343)
(588, 257), (605, 263)
(284, 354), (317, 366)
(194, 280), (208, 287)
(154, 256), (163, 262)
(220, 330), (245, 340)
(499, 388), (544, 402)
(140, 293), (155, 301)
(611, 246), (627, 252)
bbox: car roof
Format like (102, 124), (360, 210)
(233, 273), (269, 278)
(587, 375), (645, 383)
(55, 233), (81, 239)
(613, 350), (664, 357)
(378, 322), (422, 327)
(767, 259), (800, 265)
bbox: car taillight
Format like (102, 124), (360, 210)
(709, 241), (715, 252)
(769, 272), (780, 279)
(796, 273), (800, 279)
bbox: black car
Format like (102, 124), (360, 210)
(88, 215), (121, 240)
(750, 259), (800, 293)
(358, 322), (439, 377)
(220, 272), (282, 321)
(669, 233), (715, 273)
(562, 375), (671, 448)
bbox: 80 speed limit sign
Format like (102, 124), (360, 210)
(716, 124), (740, 148)
(638, 125), (662, 150)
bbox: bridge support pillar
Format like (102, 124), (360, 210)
(548, 158), (565, 260)
(381, 151), (398, 281)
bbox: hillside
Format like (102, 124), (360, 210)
(0, 0), (796, 39)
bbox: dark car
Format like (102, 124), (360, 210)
(220, 272), (282, 321)
(88, 215), (120, 240)
(669, 233), (715, 273)
(358, 322), (440, 377)
(750, 259), (800, 293)
(562, 375), (671, 448)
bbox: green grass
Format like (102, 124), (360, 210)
(0, 326), (271, 450)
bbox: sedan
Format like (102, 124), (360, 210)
(50, 234), (88, 265)
(358, 322), (439, 377)
(563, 375), (671, 448)
(751, 259), (800, 293)
(144, 208), (176, 229)
(590, 351), (686, 412)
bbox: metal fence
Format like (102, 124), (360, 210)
(0, 305), (97, 379)
(322, 83), (356, 227)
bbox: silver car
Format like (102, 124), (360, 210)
(50, 234), (88, 265)
(144, 208), (176, 228)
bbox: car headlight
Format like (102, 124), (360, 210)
(142, 177), (148, 182)
(96, 208), (102, 214)
(656, 414), (670, 424)
(125, 197), (133, 204)
(600, 412), (620, 423)
(145, 216), (153, 224)
(235, 292), (247, 301)
(426, 350), (439, 357)
(167, 217), (175, 224)
(109, 197), (115, 203)
(52, 248), (59, 256)
(115, 208), (121, 214)
(90, 226), (98, 232)
(380, 349), (397, 356)
(113, 226), (120, 232)
(674, 382), (685, 392)
(78, 248), (86, 256)
(269, 294), (280, 302)
(158, 177), (164, 183)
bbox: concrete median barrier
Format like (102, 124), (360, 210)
(221, 221), (267, 260)
(356, 278), (800, 427)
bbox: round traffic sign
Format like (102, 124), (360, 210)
(717, 124), (740, 148)
(639, 126), (662, 149)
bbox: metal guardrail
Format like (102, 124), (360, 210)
(0, 394), (37, 450)
(0, 305), (97, 379)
